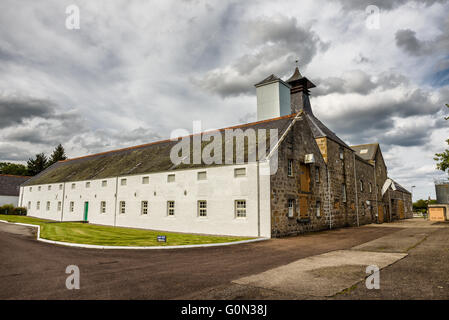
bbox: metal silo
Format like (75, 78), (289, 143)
(435, 179), (449, 204)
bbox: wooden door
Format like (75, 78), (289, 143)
(398, 200), (405, 219)
(378, 205), (384, 223)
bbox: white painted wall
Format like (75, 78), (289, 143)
(0, 195), (19, 206)
(19, 163), (272, 238)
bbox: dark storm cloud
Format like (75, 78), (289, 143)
(395, 29), (424, 56)
(0, 144), (32, 161)
(194, 15), (324, 98)
(0, 96), (55, 128)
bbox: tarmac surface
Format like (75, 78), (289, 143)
(0, 218), (447, 299)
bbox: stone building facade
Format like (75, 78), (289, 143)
(19, 66), (413, 238)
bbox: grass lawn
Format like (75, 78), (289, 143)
(0, 214), (253, 246)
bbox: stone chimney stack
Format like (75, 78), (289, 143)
(286, 67), (316, 115)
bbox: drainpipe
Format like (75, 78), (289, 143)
(353, 153), (360, 227)
(256, 161), (261, 237)
(113, 177), (119, 227)
(326, 165), (332, 229)
(61, 182), (66, 222)
(19, 186), (24, 208)
(373, 160), (379, 223)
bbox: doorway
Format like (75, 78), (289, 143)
(84, 202), (89, 222)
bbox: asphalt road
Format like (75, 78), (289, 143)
(0, 222), (397, 300)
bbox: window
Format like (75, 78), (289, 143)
(369, 183), (372, 193)
(119, 201), (126, 214)
(234, 168), (246, 177)
(287, 159), (293, 177)
(70, 202), (74, 212)
(360, 149), (368, 154)
(141, 201), (148, 215)
(121, 179), (127, 186)
(36, 201), (40, 210)
(29, 187), (32, 192)
(142, 176), (149, 184)
(59, 184), (63, 190)
(197, 171), (207, 181)
(85, 182), (90, 188)
(339, 147), (344, 160)
(48, 185), (51, 191)
(288, 199), (295, 218)
(316, 201), (321, 217)
(102, 180), (107, 187)
(57, 201), (62, 211)
(167, 174), (175, 183)
(100, 201), (106, 214)
(235, 200), (246, 218)
(315, 166), (320, 183)
(38, 186), (41, 191)
(28, 201), (31, 209)
(71, 183), (76, 190)
(167, 201), (175, 216)
(360, 180), (364, 192)
(198, 200), (207, 217)
(342, 184), (347, 203)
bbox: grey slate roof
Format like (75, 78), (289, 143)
(0, 174), (31, 196)
(23, 114), (296, 186)
(351, 143), (379, 161)
(305, 113), (351, 149)
(391, 179), (411, 194)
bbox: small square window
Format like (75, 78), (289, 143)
(197, 171), (207, 181)
(85, 182), (90, 188)
(167, 201), (175, 216)
(100, 201), (106, 214)
(36, 201), (40, 210)
(141, 201), (148, 215)
(59, 184), (63, 190)
(288, 199), (295, 218)
(102, 180), (107, 187)
(142, 176), (149, 184)
(120, 201), (126, 214)
(234, 168), (246, 177)
(38, 186), (41, 191)
(167, 174), (175, 183)
(71, 183), (76, 190)
(287, 160), (293, 177)
(48, 185), (51, 191)
(57, 201), (62, 211)
(235, 200), (246, 218)
(29, 187), (32, 192)
(121, 179), (127, 186)
(198, 200), (207, 217)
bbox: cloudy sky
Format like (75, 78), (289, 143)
(0, 0), (448, 200)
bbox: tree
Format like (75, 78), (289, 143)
(27, 153), (48, 176)
(0, 162), (30, 176)
(48, 144), (67, 166)
(434, 103), (449, 174)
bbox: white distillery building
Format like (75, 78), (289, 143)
(19, 67), (412, 238)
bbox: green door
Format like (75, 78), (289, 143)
(84, 202), (89, 221)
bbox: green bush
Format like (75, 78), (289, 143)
(13, 207), (27, 216)
(0, 205), (27, 215)
(0, 204), (15, 215)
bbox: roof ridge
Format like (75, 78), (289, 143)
(60, 113), (299, 164)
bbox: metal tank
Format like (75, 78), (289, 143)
(435, 179), (449, 204)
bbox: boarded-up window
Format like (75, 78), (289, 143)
(299, 196), (309, 218)
(300, 164), (310, 192)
